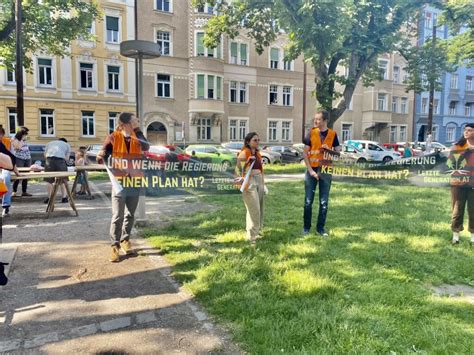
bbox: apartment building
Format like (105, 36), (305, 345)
(414, 5), (474, 144)
(0, 0), (136, 149)
(138, 1), (414, 146)
(334, 52), (414, 144)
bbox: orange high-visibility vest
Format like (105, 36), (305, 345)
(110, 130), (143, 177)
(239, 147), (263, 174)
(307, 128), (336, 168)
(1, 137), (11, 151)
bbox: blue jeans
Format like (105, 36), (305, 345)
(303, 167), (332, 232)
(1, 170), (12, 208)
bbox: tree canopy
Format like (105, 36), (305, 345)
(0, 0), (100, 70)
(441, 0), (474, 65)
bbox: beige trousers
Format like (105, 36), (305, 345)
(242, 173), (264, 240)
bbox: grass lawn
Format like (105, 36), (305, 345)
(144, 181), (473, 353)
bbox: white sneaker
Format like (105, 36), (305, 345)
(2, 208), (10, 217)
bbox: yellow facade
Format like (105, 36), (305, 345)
(0, 0), (136, 150)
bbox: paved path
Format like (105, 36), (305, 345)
(0, 181), (240, 354)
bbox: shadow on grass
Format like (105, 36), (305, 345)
(144, 181), (474, 353)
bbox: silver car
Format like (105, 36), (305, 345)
(221, 142), (281, 164)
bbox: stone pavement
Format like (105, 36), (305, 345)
(0, 181), (241, 354)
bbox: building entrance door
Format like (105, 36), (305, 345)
(147, 122), (167, 145)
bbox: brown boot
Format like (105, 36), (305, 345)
(120, 240), (134, 255)
(109, 245), (120, 262)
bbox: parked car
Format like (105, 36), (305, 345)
(383, 143), (421, 157)
(340, 143), (374, 163)
(409, 141), (448, 153)
(221, 142), (281, 164)
(185, 144), (237, 169)
(28, 143), (75, 167)
(85, 144), (103, 163)
(345, 140), (401, 162)
(145, 145), (191, 164)
(266, 145), (304, 164)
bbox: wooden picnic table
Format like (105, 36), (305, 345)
(11, 171), (78, 218)
(17, 164), (107, 199)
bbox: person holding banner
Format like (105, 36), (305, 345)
(235, 132), (265, 244)
(450, 123), (474, 246)
(97, 112), (150, 262)
(302, 110), (341, 237)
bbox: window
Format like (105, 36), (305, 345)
(106, 16), (119, 43)
(399, 126), (407, 142)
(79, 63), (94, 89)
(196, 74), (222, 100)
(449, 101), (457, 115)
(197, 118), (212, 140)
(269, 85), (278, 104)
(268, 120), (293, 142)
(425, 12), (432, 28)
(229, 42), (248, 66)
(82, 111), (95, 137)
(230, 81), (237, 102)
(270, 48), (279, 69)
(446, 124), (456, 142)
(401, 97), (408, 114)
(283, 51), (292, 71)
(432, 126), (439, 141)
(230, 81), (246, 103)
(6, 67), (15, 83)
(38, 58), (53, 86)
(197, 3), (214, 13)
(393, 66), (400, 84)
(268, 121), (278, 141)
(156, 0), (171, 12)
(282, 121), (291, 141)
(196, 32), (221, 58)
(40, 109), (55, 137)
(450, 74), (458, 89)
(208, 75), (214, 98)
(465, 104), (472, 117)
(156, 31), (170, 56)
(377, 93), (387, 111)
(108, 112), (119, 133)
(157, 74), (171, 98)
(283, 86), (292, 106)
(434, 99), (440, 114)
(229, 118), (248, 141)
(230, 42), (238, 64)
(466, 76), (473, 91)
(107, 65), (120, 91)
(239, 82), (247, 103)
(8, 108), (17, 134)
(342, 124), (352, 141)
(390, 126), (397, 143)
(392, 96), (399, 113)
(378, 60), (388, 80)
(421, 97), (428, 114)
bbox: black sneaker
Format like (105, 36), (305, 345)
(61, 197), (68, 203)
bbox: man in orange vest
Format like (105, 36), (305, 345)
(302, 110), (341, 237)
(97, 112), (150, 262)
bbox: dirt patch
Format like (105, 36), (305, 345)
(432, 284), (474, 304)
